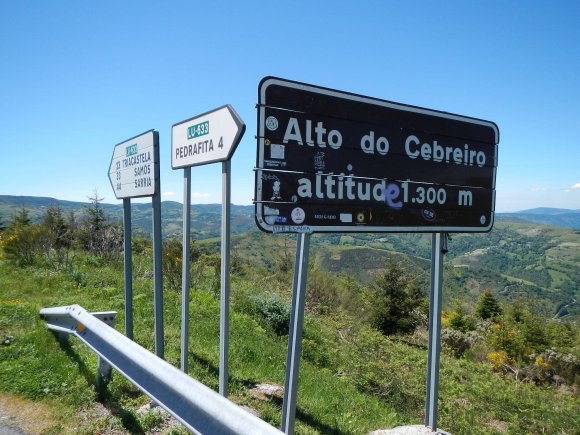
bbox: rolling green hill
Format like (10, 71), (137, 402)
(1, 195), (578, 320)
(202, 224), (579, 321)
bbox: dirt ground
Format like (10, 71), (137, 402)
(0, 395), (58, 435)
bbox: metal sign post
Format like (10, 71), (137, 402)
(172, 106), (245, 396)
(152, 140), (164, 359)
(219, 159), (231, 396)
(108, 130), (160, 345)
(425, 232), (447, 430)
(122, 198), (133, 339)
(181, 167), (191, 372)
(281, 233), (311, 435)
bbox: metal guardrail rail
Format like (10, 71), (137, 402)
(40, 304), (283, 435)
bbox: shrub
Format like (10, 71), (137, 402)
(490, 322), (528, 362)
(132, 235), (151, 255)
(250, 293), (291, 335)
(162, 237), (201, 291)
(486, 350), (510, 370)
(2, 226), (43, 266)
(527, 349), (580, 386)
(441, 328), (483, 358)
(163, 238), (184, 291)
(448, 307), (476, 333)
(204, 253), (222, 297)
(306, 265), (340, 313)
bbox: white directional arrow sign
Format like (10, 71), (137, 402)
(108, 130), (159, 199)
(171, 105), (246, 169)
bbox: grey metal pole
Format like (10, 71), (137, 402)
(122, 198), (133, 340)
(219, 160), (231, 397)
(281, 232), (311, 434)
(425, 232), (447, 430)
(152, 164), (164, 359)
(181, 167), (191, 372)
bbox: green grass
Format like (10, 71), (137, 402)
(0, 255), (578, 434)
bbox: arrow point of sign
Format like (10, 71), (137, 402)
(171, 105), (246, 168)
(225, 104), (246, 159)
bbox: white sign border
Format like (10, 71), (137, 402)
(171, 104), (246, 169)
(255, 77), (499, 234)
(108, 129), (159, 200)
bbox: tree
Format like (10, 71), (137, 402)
(77, 191), (122, 261)
(475, 290), (502, 320)
(40, 206), (74, 269)
(448, 305), (476, 332)
(369, 259), (424, 335)
(10, 207), (31, 227)
(86, 191), (106, 235)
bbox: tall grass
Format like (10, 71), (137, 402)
(0, 255), (578, 434)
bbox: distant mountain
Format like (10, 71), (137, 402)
(3, 195), (579, 233)
(0, 195), (255, 238)
(498, 208), (580, 229)
(518, 207), (580, 215)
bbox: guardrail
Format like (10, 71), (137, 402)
(40, 305), (283, 435)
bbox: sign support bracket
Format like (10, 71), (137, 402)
(281, 232), (311, 434)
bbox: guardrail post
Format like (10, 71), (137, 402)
(97, 356), (113, 389)
(53, 330), (70, 345)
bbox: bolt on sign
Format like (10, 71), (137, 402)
(108, 130), (159, 199)
(255, 77), (499, 233)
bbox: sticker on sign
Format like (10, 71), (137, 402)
(108, 130), (159, 199)
(171, 105), (245, 169)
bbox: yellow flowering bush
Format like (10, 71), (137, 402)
(486, 351), (509, 370)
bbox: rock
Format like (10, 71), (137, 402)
(249, 383), (284, 400)
(369, 425), (451, 435)
(137, 403), (153, 414)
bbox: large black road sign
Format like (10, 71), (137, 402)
(255, 77), (499, 233)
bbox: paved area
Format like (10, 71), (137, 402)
(0, 404), (26, 435)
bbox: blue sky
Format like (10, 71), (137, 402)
(1, 1), (579, 212)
